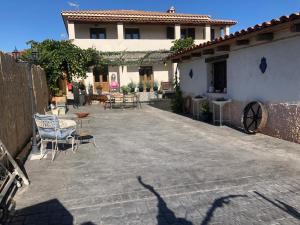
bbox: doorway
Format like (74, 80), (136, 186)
(139, 66), (153, 90)
(93, 65), (109, 92)
(213, 61), (227, 92)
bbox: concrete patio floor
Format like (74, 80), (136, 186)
(9, 104), (300, 225)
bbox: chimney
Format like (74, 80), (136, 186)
(167, 6), (176, 14)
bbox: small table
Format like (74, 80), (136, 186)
(212, 99), (232, 126)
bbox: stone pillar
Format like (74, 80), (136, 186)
(205, 24), (211, 41)
(67, 21), (75, 39)
(117, 23), (124, 39)
(175, 24), (181, 39)
(225, 25), (230, 36)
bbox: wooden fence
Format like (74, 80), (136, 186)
(0, 52), (48, 157)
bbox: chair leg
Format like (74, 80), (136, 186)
(71, 137), (76, 152)
(51, 141), (58, 161)
(40, 140), (43, 158)
(93, 137), (97, 148)
(40, 140), (48, 160)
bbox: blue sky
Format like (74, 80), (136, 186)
(0, 0), (299, 52)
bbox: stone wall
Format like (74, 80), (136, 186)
(224, 101), (300, 144)
(0, 52), (48, 157)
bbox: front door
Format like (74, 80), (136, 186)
(139, 66), (153, 90)
(94, 65), (109, 93)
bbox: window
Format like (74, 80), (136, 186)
(211, 28), (215, 41)
(90, 28), (106, 39)
(213, 61), (227, 92)
(125, 28), (140, 39)
(181, 28), (195, 39)
(166, 27), (175, 39)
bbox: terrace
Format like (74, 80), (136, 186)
(7, 104), (300, 225)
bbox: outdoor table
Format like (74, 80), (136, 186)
(212, 99), (232, 126)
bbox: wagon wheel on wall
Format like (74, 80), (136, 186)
(242, 101), (268, 134)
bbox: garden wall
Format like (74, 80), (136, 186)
(0, 52), (48, 157)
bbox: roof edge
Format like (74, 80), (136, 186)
(168, 12), (300, 59)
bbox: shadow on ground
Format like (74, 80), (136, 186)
(254, 191), (300, 220)
(7, 181), (299, 224)
(6, 199), (96, 225)
(137, 176), (193, 225)
(137, 176), (247, 225)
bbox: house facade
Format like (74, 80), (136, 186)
(61, 7), (236, 93)
(168, 12), (300, 143)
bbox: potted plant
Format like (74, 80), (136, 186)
(146, 81), (151, 92)
(153, 81), (159, 92)
(127, 81), (136, 93)
(201, 102), (212, 122)
(157, 90), (163, 99)
(138, 82), (144, 92)
(121, 85), (129, 95)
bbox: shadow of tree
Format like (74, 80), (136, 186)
(200, 195), (248, 225)
(254, 191), (300, 220)
(137, 176), (193, 225)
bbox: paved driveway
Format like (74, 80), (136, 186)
(9, 105), (300, 225)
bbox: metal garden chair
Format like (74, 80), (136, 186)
(34, 114), (77, 161)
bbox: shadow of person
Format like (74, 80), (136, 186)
(137, 176), (193, 225)
(254, 191), (300, 220)
(200, 194), (248, 225)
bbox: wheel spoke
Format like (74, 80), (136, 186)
(255, 119), (258, 129)
(256, 106), (261, 115)
(247, 120), (255, 130)
(250, 106), (255, 115)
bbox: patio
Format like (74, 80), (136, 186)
(8, 105), (300, 225)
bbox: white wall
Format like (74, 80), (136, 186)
(178, 32), (300, 103)
(228, 35), (300, 103)
(153, 64), (169, 86)
(72, 23), (208, 51)
(75, 23), (118, 39)
(179, 58), (207, 97)
(121, 64), (169, 87)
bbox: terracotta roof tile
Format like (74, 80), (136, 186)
(168, 12), (300, 59)
(61, 10), (236, 25)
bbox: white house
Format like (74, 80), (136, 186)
(168, 12), (300, 144)
(61, 7), (236, 92)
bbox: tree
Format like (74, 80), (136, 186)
(171, 73), (184, 113)
(170, 37), (195, 52)
(22, 40), (100, 93)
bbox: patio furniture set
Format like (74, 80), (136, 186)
(104, 93), (141, 110)
(34, 112), (96, 161)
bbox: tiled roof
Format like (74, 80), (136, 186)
(61, 10), (236, 25)
(169, 12), (300, 59)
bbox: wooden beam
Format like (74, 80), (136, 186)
(181, 55), (191, 61)
(205, 54), (229, 63)
(202, 49), (214, 55)
(191, 52), (202, 58)
(256, 32), (274, 41)
(172, 58), (181, 63)
(216, 45), (231, 52)
(236, 39), (250, 45)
